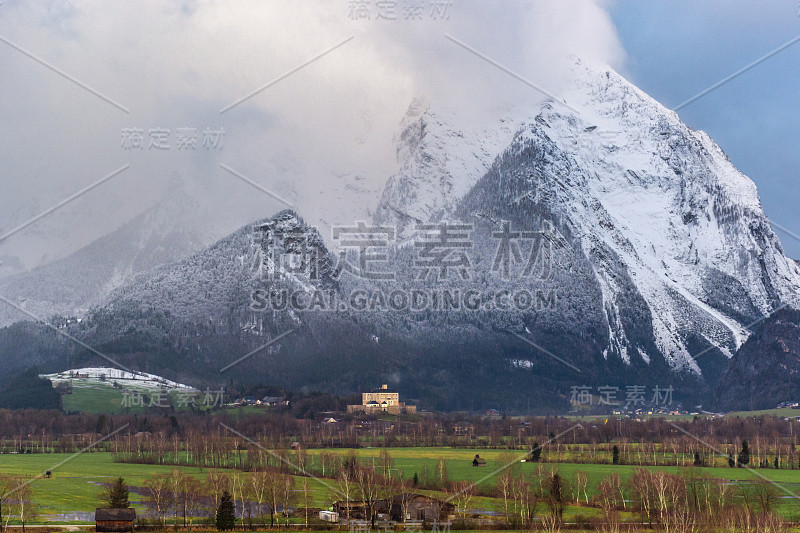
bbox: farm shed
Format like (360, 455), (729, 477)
(472, 454), (486, 466)
(95, 508), (136, 532)
(389, 493), (455, 522)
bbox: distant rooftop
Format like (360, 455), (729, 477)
(367, 384), (398, 393)
(96, 508), (136, 521)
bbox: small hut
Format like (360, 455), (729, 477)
(95, 508), (136, 532)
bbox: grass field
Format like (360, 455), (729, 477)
(0, 453), (337, 523)
(0, 452), (205, 520)
(725, 407), (800, 418)
(0, 451), (605, 525)
(61, 384), (136, 414)
(303, 447), (800, 520)
(61, 384), (207, 415)
(2, 448), (800, 524)
(305, 447), (800, 488)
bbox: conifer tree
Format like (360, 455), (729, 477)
(216, 490), (236, 531)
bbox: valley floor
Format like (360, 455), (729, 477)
(1, 449), (799, 527)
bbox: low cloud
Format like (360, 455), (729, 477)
(0, 0), (625, 271)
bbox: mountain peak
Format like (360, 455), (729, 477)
(2, 63), (798, 411)
(377, 63), (800, 375)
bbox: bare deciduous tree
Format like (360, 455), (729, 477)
(144, 473), (172, 529)
(574, 471), (589, 505)
(355, 466), (382, 527)
(337, 469), (354, 523)
(448, 481), (475, 521)
(205, 470), (230, 513)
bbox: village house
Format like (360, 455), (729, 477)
(234, 396), (258, 406)
(334, 494), (454, 523)
(261, 395), (289, 407)
(95, 508), (136, 532)
(346, 384), (417, 414)
(453, 421), (475, 436)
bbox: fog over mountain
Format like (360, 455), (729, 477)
(2, 1), (798, 411)
(0, 0), (623, 274)
(1, 58), (798, 410)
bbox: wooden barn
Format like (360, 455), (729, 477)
(95, 508), (136, 532)
(389, 494), (455, 523)
(334, 494), (454, 524)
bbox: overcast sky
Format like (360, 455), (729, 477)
(0, 0), (798, 277)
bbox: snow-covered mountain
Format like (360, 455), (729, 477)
(2, 60), (797, 410)
(379, 60), (800, 376)
(0, 198), (210, 327)
(558, 63), (798, 365)
(375, 98), (521, 238)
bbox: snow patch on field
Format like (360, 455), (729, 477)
(41, 367), (196, 391)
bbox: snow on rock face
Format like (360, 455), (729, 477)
(374, 98), (521, 238)
(375, 61), (800, 374)
(551, 62), (800, 367)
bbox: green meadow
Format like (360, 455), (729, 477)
(724, 408), (800, 418)
(303, 447), (800, 519)
(61, 383), (204, 415)
(0, 452), (335, 522)
(305, 446), (800, 487)
(1, 448), (799, 523)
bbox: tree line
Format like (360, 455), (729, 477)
(487, 451), (791, 532)
(0, 408), (798, 453)
(131, 469), (299, 530)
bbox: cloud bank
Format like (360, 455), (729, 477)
(0, 0), (624, 272)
